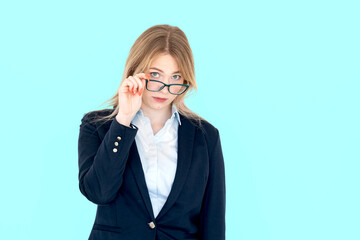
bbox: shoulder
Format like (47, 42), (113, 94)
(81, 108), (115, 124)
(79, 109), (116, 137)
(180, 113), (220, 145)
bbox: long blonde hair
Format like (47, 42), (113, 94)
(89, 24), (203, 125)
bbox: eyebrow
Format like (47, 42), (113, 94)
(149, 67), (180, 74)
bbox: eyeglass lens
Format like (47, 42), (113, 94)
(147, 81), (187, 94)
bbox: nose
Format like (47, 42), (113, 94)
(160, 85), (169, 94)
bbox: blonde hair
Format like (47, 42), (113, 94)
(89, 24), (204, 125)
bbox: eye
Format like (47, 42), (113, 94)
(172, 75), (181, 80)
(150, 72), (159, 78)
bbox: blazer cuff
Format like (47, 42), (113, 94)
(109, 118), (138, 147)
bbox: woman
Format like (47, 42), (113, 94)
(78, 24), (225, 240)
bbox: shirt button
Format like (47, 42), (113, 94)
(114, 142), (119, 146)
(117, 136), (122, 140)
(148, 221), (155, 229)
(113, 148), (118, 153)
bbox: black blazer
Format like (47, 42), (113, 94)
(78, 109), (225, 240)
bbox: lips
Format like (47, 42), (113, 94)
(152, 97), (168, 103)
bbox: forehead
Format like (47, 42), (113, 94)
(149, 54), (180, 73)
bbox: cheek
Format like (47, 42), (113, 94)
(141, 90), (151, 99)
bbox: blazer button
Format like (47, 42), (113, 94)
(113, 148), (118, 153)
(117, 136), (122, 140)
(148, 221), (155, 229)
(114, 142), (119, 146)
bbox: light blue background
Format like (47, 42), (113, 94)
(0, 0), (359, 239)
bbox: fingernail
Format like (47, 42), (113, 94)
(138, 88), (143, 96)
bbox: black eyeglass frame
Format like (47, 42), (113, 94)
(145, 79), (190, 95)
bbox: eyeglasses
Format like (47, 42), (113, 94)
(145, 79), (189, 95)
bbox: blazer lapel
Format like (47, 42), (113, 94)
(128, 141), (155, 220)
(156, 114), (196, 220)
(112, 113), (196, 221)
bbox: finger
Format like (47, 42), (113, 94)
(133, 76), (144, 90)
(140, 78), (147, 95)
(135, 73), (148, 80)
(133, 76), (146, 96)
(123, 77), (134, 93)
(136, 73), (149, 85)
(128, 77), (139, 95)
(133, 73), (148, 95)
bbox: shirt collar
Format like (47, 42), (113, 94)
(172, 104), (182, 126)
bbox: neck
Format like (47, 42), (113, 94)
(141, 104), (173, 126)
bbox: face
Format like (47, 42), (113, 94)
(141, 53), (184, 112)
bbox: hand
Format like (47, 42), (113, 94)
(116, 73), (149, 126)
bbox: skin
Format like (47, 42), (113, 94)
(116, 53), (185, 135)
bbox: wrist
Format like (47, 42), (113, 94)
(115, 113), (134, 127)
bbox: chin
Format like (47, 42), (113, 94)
(144, 99), (171, 110)
(152, 102), (171, 109)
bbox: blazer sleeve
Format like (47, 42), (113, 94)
(200, 128), (226, 240)
(78, 114), (138, 205)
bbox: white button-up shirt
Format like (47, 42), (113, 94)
(131, 104), (181, 218)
